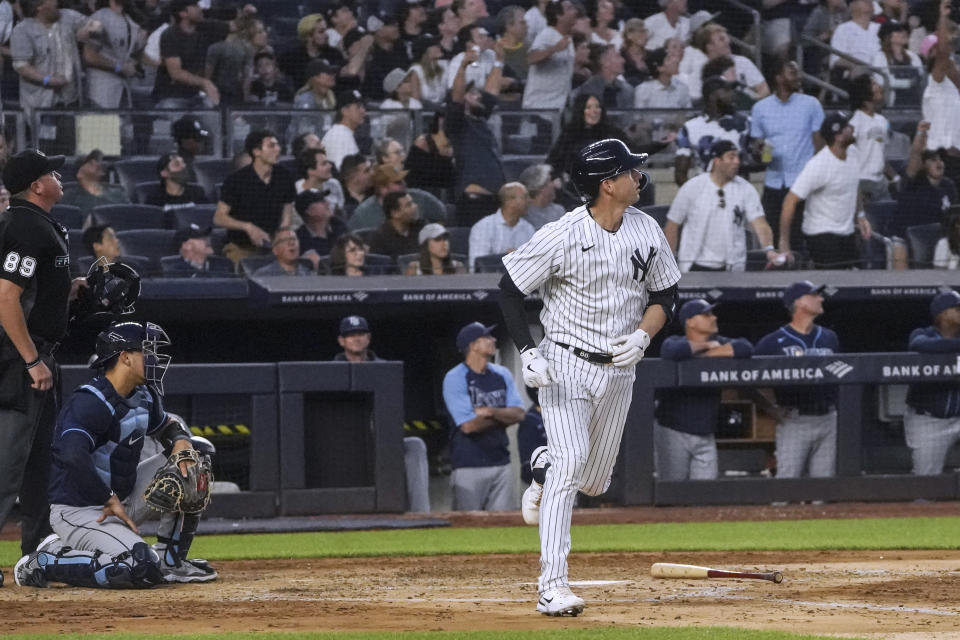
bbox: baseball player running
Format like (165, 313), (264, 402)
(499, 138), (681, 616)
(14, 321), (217, 588)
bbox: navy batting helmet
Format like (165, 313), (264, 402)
(571, 138), (649, 202)
(90, 321), (172, 393)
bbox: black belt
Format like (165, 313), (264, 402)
(555, 342), (612, 365)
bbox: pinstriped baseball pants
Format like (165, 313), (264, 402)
(536, 340), (636, 593)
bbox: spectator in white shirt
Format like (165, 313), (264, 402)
(665, 139), (779, 271)
(848, 73), (895, 203)
(410, 35), (448, 107)
(829, 0), (880, 79)
(680, 23), (769, 101)
(524, 0), (550, 45)
(922, 0), (960, 165)
(779, 112), (873, 269)
(635, 46), (691, 108)
(443, 24), (498, 89)
(591, 0), (622, 49)
(645, 0), (690, 50)
(321, 89), (366, 170)
(522, 0), (578, 109)
(468, 182), (535, 271)
(871, 21), (923, 106)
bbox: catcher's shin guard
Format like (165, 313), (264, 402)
(38, 543), (163, 589)
(155, 511), (200, 565)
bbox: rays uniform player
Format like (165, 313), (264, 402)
(498, 138), (681, 616)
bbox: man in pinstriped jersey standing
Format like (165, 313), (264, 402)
(498, 138), (681, 616)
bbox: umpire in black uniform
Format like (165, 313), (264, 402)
(0, 150), (84, 576)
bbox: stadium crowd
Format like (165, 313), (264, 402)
(0, 0), (953, 274)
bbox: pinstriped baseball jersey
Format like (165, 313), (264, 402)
(502, 204), (681, 353)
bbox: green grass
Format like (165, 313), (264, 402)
(3, 516), (959, 566)
(0, 630), (861, 640)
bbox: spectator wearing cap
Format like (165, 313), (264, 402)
(405, 222), (466, 275)
(81, 224), (120, 264)
(779, 112), (872, 269)
(339, 154), (374, 218)
(367, 189), (425, 259)
(871, 22), (922, 107)
(634, 46), (690, 108)
(572, 43), (634, 109)
(295, 147), (344, 212)
(829, 0), (880, 84)
(645, 0), (689, 50)
(325, 3), (357, 51)
(322, 90), (366, 171)
(443, 23), (498, 91)
(172, 115), (209, 168)
(10, 0), (98, 121)
(675, 76), (751, 185)
(665, 140), (779, 272)
(522, 0), (577, 109)
(205, 13), (267, 106)
(679, 22), (769, 102)
(250, 52), (295, 105)
(83, 0), (147, 109)
(468, 182), (533, 272)
(253, 226), (312, 277)
(143, 152), (208, 211)
(497, 5), (529, 81)
(295, 189), (346, 268)
(410, 34), (448, 107)
(214, 129), (296, 264)
(152, 0), (230, 109)
(334, 315), (380, 361)
(278, 13), (345, 89)
(749, 57), (825, 252)
(349, 163), (446, 231)
(904, 291), (960, 474)
(754, 281), (840, 481)
(848, 73), (896, 204)
(362, 11), (408, 102)
(656, 299), (754, 481)
(293, 58), (339, 110)
(380, 67), (423, 111)
(60, 150), (130, 214)
(518, 163), (564, 230)
(442, 321), (525, 511)
(163, 223), (233, 277)
(895, 121), (958, 240)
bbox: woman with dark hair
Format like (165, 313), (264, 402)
(329, 233), (367, 276)
(404, 223), (466, 275)
(871, 21), (923, 106)
(934, 206), (960, 269)
(620, 17), (651, 86)
(546, 93), (669, 185)
(848, 72), (895, 204)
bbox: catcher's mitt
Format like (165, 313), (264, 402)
(143, 448), (213, 514)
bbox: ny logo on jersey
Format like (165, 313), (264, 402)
(630, 247), (657, 282)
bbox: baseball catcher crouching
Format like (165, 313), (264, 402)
(14, 321), (217, 588)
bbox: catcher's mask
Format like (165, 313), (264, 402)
(90, 321), (172, 394)
(74, 257), (141, 327)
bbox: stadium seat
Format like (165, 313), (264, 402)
(159, 254), (235, 277)
(90, 204), (168, 231)
(133, 181), (161, 204)
(353, 227), (378, 247)
(75, 254), (156, 278)
(864, 199), (897, 238)
(173, 204), (217, 230)
(642, 204), (669, 227)
(906, 223), (943, 268)
(502, 155), (544, 183)
(240, 255), (314, 277)
(446, 226), (470, 256)
(859, 233), (890, 270)
(116, 229), (178, 258)
(50, 204), (84, 229)
(210, 227), (228, 254)
(474, 253), (507, 273)
(396, 252), (420, 273)
(68, 229), (89, 272)
(364, 253), (397, 275)
(115, 159), (158, 201)
(316, 255), (330, 275)
(194, 159), (234, 202)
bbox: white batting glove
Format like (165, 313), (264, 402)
(520, 348), (556, 388)
(610, 329), (651, 368)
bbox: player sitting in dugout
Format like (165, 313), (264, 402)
(14, 321), (217, 588)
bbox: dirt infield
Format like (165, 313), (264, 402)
(4, 503), (960, 637)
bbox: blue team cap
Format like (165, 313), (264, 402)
(456, 322), (495, 352)
(783, 281), (826, 309)
(930, 290), (960, 318)
(339, 315), (370, 336)
(679, 298), (718, 324)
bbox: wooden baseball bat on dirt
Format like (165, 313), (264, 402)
(651, 562), (783, 583)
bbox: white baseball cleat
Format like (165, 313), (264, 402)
(521, 446), (550, 525)
(537, 586), (585, 616)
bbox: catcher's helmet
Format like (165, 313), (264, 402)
(571, 138), (649, 202)
(90, 321), (172, 394)
(73, 258), (141, 327)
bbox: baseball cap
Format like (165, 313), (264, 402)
(783, 280), (826, 308)
(383, 68), (412, 95)
(689, 10), (720, 33)
(418, 223), (448, 245)
(930, 290), (960, 318)
(169, 0), (198, 15)
(295, 188), (332, 216)
(171, 116), (208, 141)
(366, 11), (398, 32)
(336, 88), (364, 111)
(372, 163), (409, 188)
(339, 315), (370, 336)
(710, 139), (739, 158)
(456, 322), (495, 352)
(679, 298), (717, 324)
(3, 149), (65, 195)
(701, 75), (736, 99)
(173, 222), (211, 246)
(819, 111), (851, 143)
(75, 149), (106, 175)
(305, 58), (339, 79)
(342, 27), (368, 52)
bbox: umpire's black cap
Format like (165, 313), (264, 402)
(3, 149), (65, 195)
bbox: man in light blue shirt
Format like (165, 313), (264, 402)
(750, 58), (824, 251)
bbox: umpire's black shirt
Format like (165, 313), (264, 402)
(0, 198), (71, 342)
